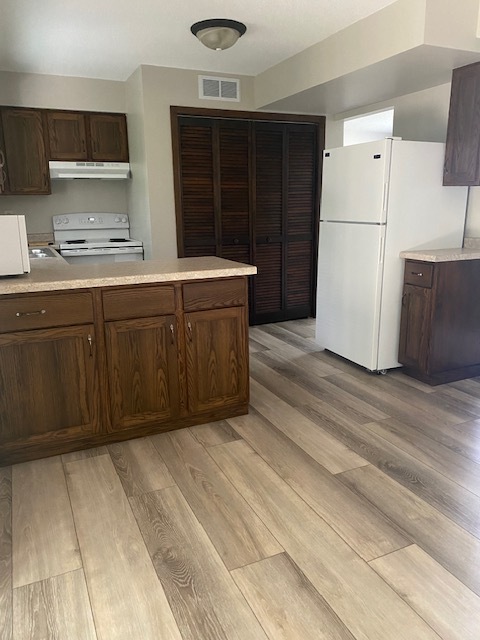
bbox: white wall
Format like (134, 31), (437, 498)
(0, 70), (128, 235)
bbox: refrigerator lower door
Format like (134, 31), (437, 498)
(315, 221), (385, 371)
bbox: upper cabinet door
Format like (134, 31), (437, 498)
(89, 113), (129, 162)
(1, 108), (50, 195)
(444, 62), (480, 186)
(47, 111), (88, 160)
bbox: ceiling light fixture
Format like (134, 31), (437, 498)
(190, 19), (247, 51)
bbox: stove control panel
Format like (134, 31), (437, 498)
(53, 213), (130, 230)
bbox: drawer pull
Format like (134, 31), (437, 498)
(187, 321), (193, 340)
(87, 334), (93, 357)
(16, 309), (46, 317)
(410, 272), (423, 277)
(170, 323), (175, 345)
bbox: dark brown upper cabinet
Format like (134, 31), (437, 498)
(0, 108), (50, 195)
(444, 61), (480, 186)
(47, 111), (88, 160)
(46, 111), (129, 162)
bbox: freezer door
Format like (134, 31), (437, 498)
(321, 139), (391, 224)
(315, 221), (385, 371)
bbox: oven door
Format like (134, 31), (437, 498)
(60, 246), (144, 265)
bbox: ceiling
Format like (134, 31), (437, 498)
(0, 0), (399, 81)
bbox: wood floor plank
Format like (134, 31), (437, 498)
(370, 544), (480, 640)
(300, 403), (480, 538)
(130, 486), (268, 640)
(257, 323), (323, 354)
(61, 446), (109, 463)
(325, 372), (460, 430)
(364, 416), (480, 497)
(189, 420), (241, 447)
(254, 349), (389, 423)
(250, 355), (322, 407)
(12, 569), (97, 640)
(64, 455), (181, 640)
(12, 457), (81, 588)
(0, 467), (12, 640)
(210, 440), (441, 640)
(250, 379), (368, 474)
(248, 337), (270, 353)
(227, 410), (410, 561)
(150, 429), (282, 570)
(339, 465), (480, 597)
(275, 318), (316, 339)
(434, 386), (480, 418)
(108, 437), (174, 497)
(232, 553), (355, 640)
(387, 369), (437, 393)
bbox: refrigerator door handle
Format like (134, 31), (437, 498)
(382, 181), (389, 214)
(378, 235), (385, 264)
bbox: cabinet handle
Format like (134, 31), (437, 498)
(16, 309), (46, 317)
(169, 323), (175, 345)
(266, 236), (271, 243)
(187, 321), (193, 340)
(410, 271), (423, 277)
(87, 334), (93, 357)
(233, 238), (239, 245)
(0, 149), (5, 168)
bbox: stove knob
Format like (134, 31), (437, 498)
(63, 217), (69, 224)
(121, 216), (127, 223)
(99, 217), (103, 224)
(114, 216), (120, 223)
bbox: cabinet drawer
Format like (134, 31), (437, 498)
(404, 262), (434, 288)
(102, 285), (175, 320)
(0, 292), (93, 332)
(183, 278), (246, 311)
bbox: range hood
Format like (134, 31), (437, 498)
(49, 161), (131, 179)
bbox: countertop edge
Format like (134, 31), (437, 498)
(0, 258), (257, 296)
(399, 248), (480, 262)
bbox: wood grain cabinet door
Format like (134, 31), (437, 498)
(398, 285), (432, 371)
(1, 108), (50, 194)
(47, 111), (88, 160)
(105, 315), (180, 431)
(89, 113), (129, 162)
(444, 62), (480, 186)
(185, 307), (248, 414)
(0, 325), (100, 454)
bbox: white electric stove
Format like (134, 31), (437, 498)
(53, 213), (144, 264)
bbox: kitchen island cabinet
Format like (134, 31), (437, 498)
(0, 291), (100, 461)
(398, 250), (480, 384)
(0, 257), (255, 465)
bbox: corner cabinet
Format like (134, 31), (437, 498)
(0, 276), (249, 465)
(444, 61), (480, 186)
(398, 259), (480, 384)
(0, 108), (50, 195)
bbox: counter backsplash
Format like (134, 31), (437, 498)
(464, 237), (480, 249)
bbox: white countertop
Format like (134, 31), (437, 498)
(0, 256), (257, 295)
(399, 248), (480, 263)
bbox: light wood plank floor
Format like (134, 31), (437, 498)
(3, 318), (480, 639)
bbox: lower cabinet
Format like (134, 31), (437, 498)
(0, 325), (100, 455)
(105, 315), (180, 431)
(185, 307), (248, 414)
(398, 258), (480, 384)
(0, 276), (250, 464)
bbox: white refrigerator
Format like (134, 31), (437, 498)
(315, 138), (468, 372)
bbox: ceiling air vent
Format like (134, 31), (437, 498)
(199, 76), (240, 102)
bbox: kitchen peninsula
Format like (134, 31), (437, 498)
(0, 257), (256, 465)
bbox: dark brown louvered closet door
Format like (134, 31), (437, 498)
(177, 117), (216, 258)
(173, 109), (324, 325)
(218, 121), (252, 266)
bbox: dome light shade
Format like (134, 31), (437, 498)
(191, 19), (247, 51)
